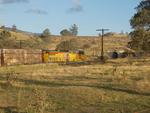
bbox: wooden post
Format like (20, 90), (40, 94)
(1, 49), (4, 66)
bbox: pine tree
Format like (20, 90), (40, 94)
(69, 24), (78, 36)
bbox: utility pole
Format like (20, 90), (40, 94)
(96, 28), (109, 61)
(17, 40), (24, 49)
(0, 49), (4, 66)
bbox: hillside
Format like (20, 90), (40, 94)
(50, 35), (129, 51)
(0, 28), (129, 54)
(0, 28), (45, 49)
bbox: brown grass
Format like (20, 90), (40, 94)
(0, 58), (150, 113)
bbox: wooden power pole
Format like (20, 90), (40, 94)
(96, 29), (109, 61)
(0, 49), (4, 66)
(17, 40), (24, 49)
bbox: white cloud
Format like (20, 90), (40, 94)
(25, 9), (48, 15)
(67, 0), (83, 13)
(0, 0), (29, 4)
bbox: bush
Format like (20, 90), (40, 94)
(128, 29), (150, 52)
(82, 44), (91, 49)
(0, 30), (11, 40)
(60, 29), (72, 36)
(56, 38), (80, 51)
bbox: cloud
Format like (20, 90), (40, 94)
(67, 0), (83, 13)
(0, 0), (29, 4)
(25, 9), (48, 15)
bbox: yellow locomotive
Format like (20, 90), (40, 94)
(42, 50), (88, 63)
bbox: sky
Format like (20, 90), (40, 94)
(0, 0), (141, 36)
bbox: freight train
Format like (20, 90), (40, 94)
(42, 49), (88, 63)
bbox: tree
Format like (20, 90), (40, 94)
(69, 24), (78, 36)
(130, 0), (150, 30)
(12, 24), (17, 32)
(60, 29), (72, 36)
(0, 25), (5, 29)
(41, 28), (51, 37)
(41, 28), (51, 42)
(128, 28), (150, 51)
(129, 0), (150, 52)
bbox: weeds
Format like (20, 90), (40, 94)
(0, 58), (149, 113)
(26, 88), (49, 113)
(112, 65), (118, 76)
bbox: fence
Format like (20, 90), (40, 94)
(0, 49), (42, 66)
(1, 48), (146, 66)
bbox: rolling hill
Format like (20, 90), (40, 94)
(0, 28), (129, 54)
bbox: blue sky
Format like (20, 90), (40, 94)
(0, 0), (141, 36)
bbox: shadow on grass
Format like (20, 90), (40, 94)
(0, 76), (150, 96)
(25, 80), (150, 96)
(0, 106), (26, 113)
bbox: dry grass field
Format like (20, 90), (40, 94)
(0, 58), (150, 113)
(47, 35), (129, 52)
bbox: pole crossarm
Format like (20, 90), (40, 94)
(96, 29), (109, 32)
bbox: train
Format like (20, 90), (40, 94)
(42, 49), (89, 63)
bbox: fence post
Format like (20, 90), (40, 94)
(42, 50), (44, 63)
(1, 49), (4, 66)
